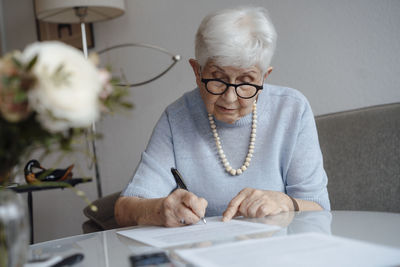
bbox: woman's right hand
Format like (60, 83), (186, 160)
(160, 189), (208, 227)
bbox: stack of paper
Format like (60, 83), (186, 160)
(117, 217), (280, 248)
(175, 232), (400, 267)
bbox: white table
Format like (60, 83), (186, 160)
(28, 211), (400, 266)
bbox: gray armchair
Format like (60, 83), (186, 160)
(315, 103), (400, 212)
(82, 103), (400, 233)
(82, 191), (120, 233)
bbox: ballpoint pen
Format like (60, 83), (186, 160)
(26, 253), (84, 267)
(171, 168), (207, 224)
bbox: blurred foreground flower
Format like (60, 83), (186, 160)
(23, 42), (102, 132)
(0, 41), (132, 185)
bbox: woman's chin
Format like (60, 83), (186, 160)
(215, 113), (237, 124)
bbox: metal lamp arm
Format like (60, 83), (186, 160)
(97, 43), (181, 87)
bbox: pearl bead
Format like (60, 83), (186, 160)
(208, 101), (257, 176)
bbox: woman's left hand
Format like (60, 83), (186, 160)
(222, 188), (293, 222)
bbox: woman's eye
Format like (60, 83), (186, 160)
(239, 77), (253, 83)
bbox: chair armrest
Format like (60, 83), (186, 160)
(83, 191), (121, 233)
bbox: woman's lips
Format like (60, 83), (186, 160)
(217, 105), (236, 113)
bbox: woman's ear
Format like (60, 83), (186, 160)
(264, 66), (273, 80)
(189, 59), (202, 86)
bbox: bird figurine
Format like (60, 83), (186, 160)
(24, 159), (74, 184)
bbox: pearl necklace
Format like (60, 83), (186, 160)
(208, 102), (257, 176)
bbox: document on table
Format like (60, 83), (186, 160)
(117, 216), (280, 248)
(175, 232), (400, 267)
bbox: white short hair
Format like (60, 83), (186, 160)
(195, 6), (277, 74)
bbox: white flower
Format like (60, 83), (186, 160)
(22, 41), (102, 132)
(98, 69), (113, 99)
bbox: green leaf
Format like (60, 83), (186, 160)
(13, 91), (28, 103)
(120, 102), (134, 109)
(25, 54), (38, 71)
(54, 64), (64, 75)
(11, 57), (22, 69)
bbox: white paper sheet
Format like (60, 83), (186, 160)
(175, 232), (400, 267)
(117, 216), (280, 248)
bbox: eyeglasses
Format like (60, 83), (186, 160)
(201, 78), (263, 99)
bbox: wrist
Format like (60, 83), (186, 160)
(287, 195), (300, 211)
(153, 197), (166, 225)
(136, 197), (165, 226)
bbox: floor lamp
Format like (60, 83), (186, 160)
(34, 0), (126, 198)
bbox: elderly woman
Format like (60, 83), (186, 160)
(115, 6), (330, 227)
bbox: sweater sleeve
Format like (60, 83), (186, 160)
(285, 101), (331, 210)
(122, 111), (177, 198)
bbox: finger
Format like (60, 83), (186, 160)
(176, 204), (202, 225)
(177, 191), (206, 225)
(163, 190), (197, 227)
(197, 197), (208, 218)
(269, 207), (283, 216)
(222, 191), (249, 222)
(181, 192), (207, 218)
(255, 204), (274, 218)
(247, 199), (265, 218)
(239, 193), (264, 217)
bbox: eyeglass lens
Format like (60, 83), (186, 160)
(206, 80), (258, 98)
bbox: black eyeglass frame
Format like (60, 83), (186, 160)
(201, 78), (263, 99)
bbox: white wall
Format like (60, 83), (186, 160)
(2, 0), (399, 242)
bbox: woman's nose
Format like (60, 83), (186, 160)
(222, 85), (237, 102)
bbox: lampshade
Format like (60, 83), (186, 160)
(35, 0), (125, 23)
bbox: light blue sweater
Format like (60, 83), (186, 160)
(122, 84), (331, 215)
